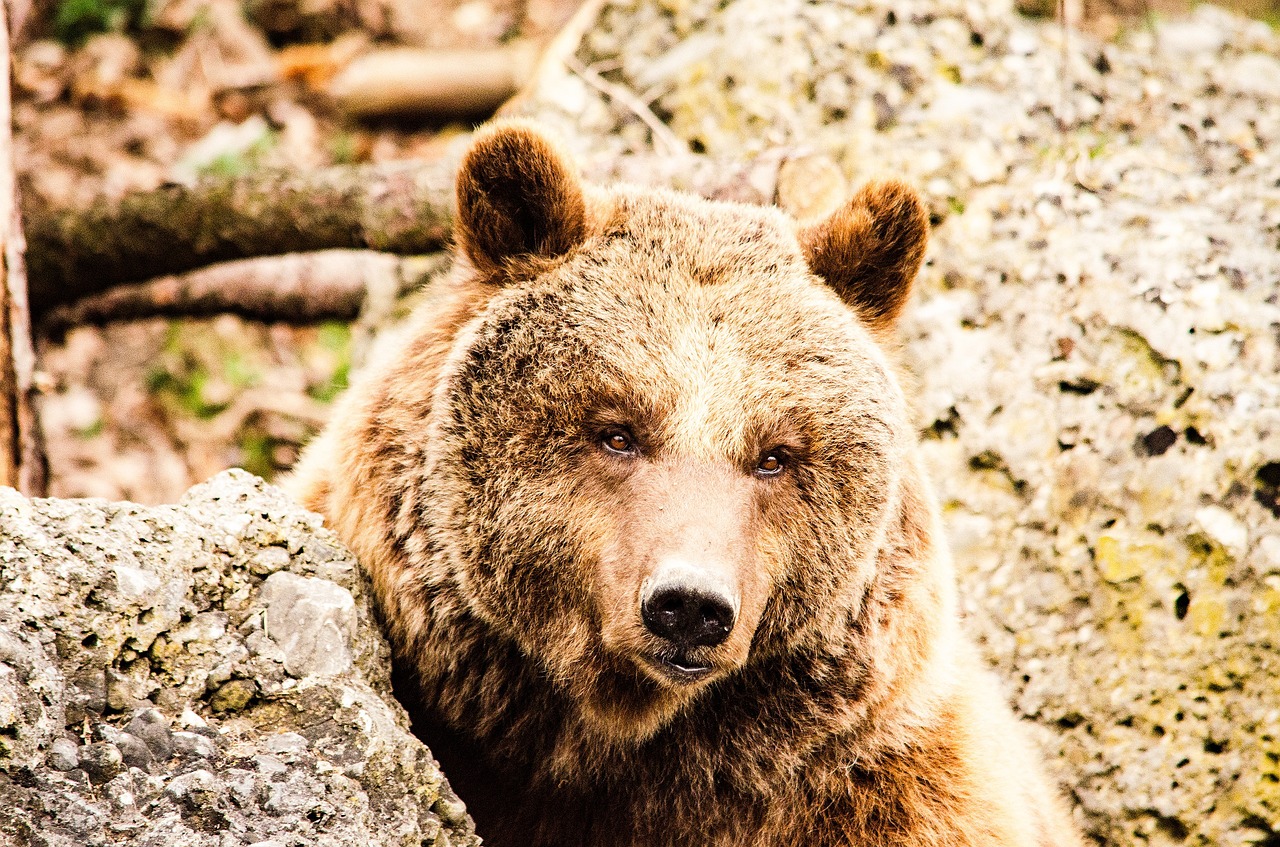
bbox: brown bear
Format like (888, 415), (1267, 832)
(289, 121), (1083, 847)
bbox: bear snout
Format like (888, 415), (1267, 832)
(638, 563), (740, 682)
(641, 580), (737, 650)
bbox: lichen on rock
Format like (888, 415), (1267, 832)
(0, 470), (477, 847)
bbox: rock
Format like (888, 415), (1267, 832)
(514, 1), (1280, 844)
(125, 708), (174, 761)
(256, 571), (357, 678)
(47, 738), (80, 771)
(78, 742), (124, 784)
(114, 732), (154, 770)
(0, 470), (477, 846)
(171, 731), (218, 760)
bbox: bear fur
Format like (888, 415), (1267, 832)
(289, 121), (1083, 847)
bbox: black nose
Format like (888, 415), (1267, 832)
(641, 583), (736, 649)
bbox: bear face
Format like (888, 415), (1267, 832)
(415, 123), (929, 739)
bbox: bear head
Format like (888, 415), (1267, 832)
(423, 121), (929, 740)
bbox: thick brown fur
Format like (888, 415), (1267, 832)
(289, 121), (1083, 847)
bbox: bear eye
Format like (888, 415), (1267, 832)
(756, 451), (785, 477)
(600, 428), (639, 456)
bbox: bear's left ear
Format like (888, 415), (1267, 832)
(799, 180), (928, 335)
(455, 120), (588, 279)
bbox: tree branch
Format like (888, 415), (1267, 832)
(40, 250), (447, 337)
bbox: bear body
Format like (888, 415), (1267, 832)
(290, 123), (1083, 847)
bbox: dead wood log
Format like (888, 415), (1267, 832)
(23, 159), (456, 318)
(330, 45), (541, 119)
(0, 0), (46, 494)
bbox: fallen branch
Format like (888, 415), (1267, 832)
(24, 159), (457, 318)
(329, 45), (541, 119)
(41, 250), (447, 337)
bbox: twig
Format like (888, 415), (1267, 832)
(564, 56), (685, 157)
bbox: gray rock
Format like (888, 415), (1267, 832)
(0, 470), (477, 847)
(47, 737), (80, 771)
(265, 731), (309, 762)
(164, 768), (219, 807)
(78, 742), (124, 784)
(256, 571), (357, 678)
(171, 731), (217, 760)
(115, 731), (154, 770)
(126, 708), (174, 761)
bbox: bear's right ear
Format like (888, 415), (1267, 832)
(799, 180), (928, 336)
(454, 121), (588, 279)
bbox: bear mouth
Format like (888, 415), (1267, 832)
(647, 654), (714, 683)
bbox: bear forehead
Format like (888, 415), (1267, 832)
(591, 186), (809, 284)
(465, 186), (890, 390)
(458, 198), (899, 456)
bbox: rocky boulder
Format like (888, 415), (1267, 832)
(0, 470), (476, 847)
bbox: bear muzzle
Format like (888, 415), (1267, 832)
(639, 563), (739, 683)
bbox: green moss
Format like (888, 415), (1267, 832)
(53, 0), (147, 45)
(147, 323), (263, 420)
(209, 678), (257, 713)
(307, 322), (352, 404)
(196, 131), (279, 179)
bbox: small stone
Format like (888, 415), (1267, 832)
(172, 731), (217, 759)
(249, 546), (291, 576)
(78, 742), (124, 784)
(252, 753), (288, 779)
(115, 732), (153, 770)
(66, 669), (107, 723)
(431, 793), (470, 829)
(266, 732), (309, 762)
(209, 679), (257, 713)
(175, 707), (208, 731)
(1252, 536), (1280, 577)
(165, 768), (218, 808)
(104, 773), (138, 812)
(1195, 506), (1248, 558)
(125, 708), (174, 760)
(104, 669), (145, 712)
(47, 737), (80, 771)
(256, 572), (356, 678)
(225, 769), (260, 805)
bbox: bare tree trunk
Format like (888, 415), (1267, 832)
(0, 0), (46, 494)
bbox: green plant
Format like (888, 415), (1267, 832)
(53, 0), (147, 45)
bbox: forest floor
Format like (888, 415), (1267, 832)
(14, 0), (1278, 503)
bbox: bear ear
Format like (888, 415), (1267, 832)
(799, 180), (929, 335)
(454, 120), (588, 279)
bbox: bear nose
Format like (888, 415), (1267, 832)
(641, 582), (736, 649)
